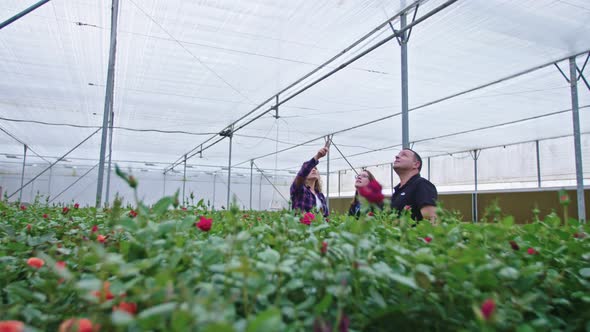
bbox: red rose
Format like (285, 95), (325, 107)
(20, 205), (26, 211)
(74, 203), (80, 209)
(424, 236), (432, 243)
(300, 212), (315, 225)
(367, 212), (374, 217)
(97, 235), (106, 243)
(26, 224), (31, 232)
(91, 225), (98, 233)
(480, 299), (495, 320)
(62, 207), (70, 215)
(181, 207), (187, 211)
(196, 216), (213, 232)
(43, 214), (49, 219)
(92, 281), (115, 302)
(558, 190), (570, 205)
(320, 242), (328, 255)
(339, 315), (350, 332)
(56, 261), (66, 269)
(527, 247), (537, 255)
(358, 180), (384, 204)
(113, 301), (137, 315)
(27, 257), (45, 269)
(0, 320), (24, 332)
(128, 175), (138, 188)
(58, 318), (98, 332)
(128, 210), (137, 218)
(509, 240), (519, 251)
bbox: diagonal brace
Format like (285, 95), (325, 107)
(0, 0), (50, 30)
(252, 161), (289, 204)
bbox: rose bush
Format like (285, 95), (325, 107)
(0, 185), (589, 331)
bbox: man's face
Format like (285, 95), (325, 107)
(393, 149), (419, 171)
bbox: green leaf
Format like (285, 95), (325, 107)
(119, 218), (138, 231)
(516, 324), (535, 332)
(112, 310), (135, 325)
(501, 216), (514, 226)
(202, 323), (235, 332)
(152, 196), (174, 215)
(258, 248), (280, 264)
(138, 302), (177, 319)
(579, 268), (590, 278)
(171, 310), (193, 332)
(499, 267), (520, 280)
(76, 278), (101, 291)
(246, 307), (283, 332)
(314, 294), (333, 314)
(414, 271), (432, 289)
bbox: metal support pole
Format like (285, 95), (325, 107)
(182, 154), (187, 206)
(427, 157), (431, 181)
(47, 165), (52, 199)
(212, 173), (217, 209)
(105, 109), (115, 205)
(338, 170), (341, 197)
(472, 150), (480, 222)
(19, 145), (27, 202)
(163, 172), (166, 196)
(30, 176), (35, 201)
(535, 140), (541, 188)
(400, 10), (410, 148)
(258, 174), (263, 210)
(0, 0), (50, 30)
(569, 57), (586, 223)
(326, 139), (331, 211)
(249, 160), (253, 210)
(226, 133), (233, 209)
(390, 163), (395, 194)
(96, 0), (120, 208)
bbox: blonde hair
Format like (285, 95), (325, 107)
(307, 167), (323, 193)
(314, 176), (323, 193)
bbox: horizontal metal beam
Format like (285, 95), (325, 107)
(0, 0), (50, 30)
(232, 49), (590, 168)
(164, 0), (438, 173)
(329, 105), (590, 162)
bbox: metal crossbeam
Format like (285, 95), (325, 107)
(0, 0), (50, 30)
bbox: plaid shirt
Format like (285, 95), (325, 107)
(290, 157), (328, 216)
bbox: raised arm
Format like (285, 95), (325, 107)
(293, 147), (329, 187)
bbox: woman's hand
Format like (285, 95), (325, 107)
(314, 147), (329, 161)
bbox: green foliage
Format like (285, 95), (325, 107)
(0, 194), (589, 331)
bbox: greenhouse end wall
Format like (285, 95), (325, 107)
(329, 188), (590, 223)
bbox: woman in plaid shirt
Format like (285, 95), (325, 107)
(290, 145), (329, 217)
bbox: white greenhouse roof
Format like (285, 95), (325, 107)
(1, 0), (589, 184)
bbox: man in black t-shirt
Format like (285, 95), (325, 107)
(391, 148), (438, 224)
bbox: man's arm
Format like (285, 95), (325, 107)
(415, 179), (438, 225)
(420, 205), (438, 225)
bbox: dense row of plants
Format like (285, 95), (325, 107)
(1, 175), (589, 331)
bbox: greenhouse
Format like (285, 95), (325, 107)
(1, 0), (589, 331)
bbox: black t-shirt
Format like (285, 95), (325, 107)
(391, 174), (437, 221)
